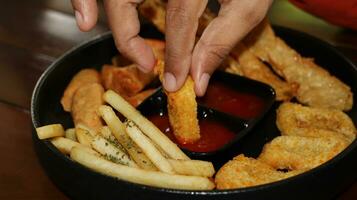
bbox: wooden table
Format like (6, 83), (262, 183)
(0, 0), (355, 199)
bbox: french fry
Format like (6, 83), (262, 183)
(98, 105), (157, 170)
(51, 137), (84, 154)
(65, 128), (77, 141)
(71, 146), (215, 190)
(125, 121), (175, 174)
(76, 123), (97, 136)
(36, 124), (65, 139)
(104, 90), (189, 160)
(75, 128), (93, 147)
(167, 159), (215, 177)
(91, 135), (138, 167)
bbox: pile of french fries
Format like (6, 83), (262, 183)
(36, 90), (215, 190)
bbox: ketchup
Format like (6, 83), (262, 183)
(148, 114), (236, 152)
(198, 81), (265, 119)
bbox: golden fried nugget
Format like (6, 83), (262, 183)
(101, 64), (156, 97)
(156, 60), (200, 143)
(258, 135), (348, 170)
(245, 21), (353, 111)
(139, 0), (166, 33)
(231, 44), (296, 101)
(124, 89), (157, 107)
(71, 83), (104, 132)
(61, 69), (101, 112)
(277, 102), (356, 143)
(215, 155), (302, 189)
(222, 56), (243, 75)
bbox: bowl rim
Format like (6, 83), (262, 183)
(30, 26), (357, 195)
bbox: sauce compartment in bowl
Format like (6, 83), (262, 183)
(137, 71), (275, 158)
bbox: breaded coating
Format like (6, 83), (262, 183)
(258, 135), (349, 170)
(277, 102), (356, 143)
(61, 69), (101, 112)
(71, 83), (104, 132)
(215, 155), (302, 189)
(223, 56), (243, 76)
(231, 44), (296, 101)
(156, 60), (200, 143)
(245, 21), (353, 111)
(124, 89), (157, 107)
(139, 0), (166, 33)
(101, 64), (156, 97)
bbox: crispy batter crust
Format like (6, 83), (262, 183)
(277, 102), (356, 143)
(124, 89), (157, 107)
(258, 135), (348, 170)
(71, 83), (104, 132)
(156, 60), (200, 143)
(101, 64), (156, 97)
(61, 69), (101, 112)
(245, 21), (353, 111)
(215, 155), (302, 189)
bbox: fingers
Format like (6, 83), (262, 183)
(191, 0), (273, 96)
(71, 0), (98, 31)
(164, 0), (208, 92)
(104, 0), (155, 72)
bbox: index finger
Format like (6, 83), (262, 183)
(104, 0), (155, 72)
(163, 0), (208, 92)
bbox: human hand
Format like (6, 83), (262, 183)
(71, 0), (273, 96)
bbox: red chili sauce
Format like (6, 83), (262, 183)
(198, 81), (265, 119)
(147, 114), (235, 152)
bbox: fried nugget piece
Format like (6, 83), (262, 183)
(71, 83), (104, 132)
(124, 89), (157, 107)
(231, 44), (296, 101)
(61, 69), (101, 112)
(215, 154), (302, 189)
(101, 64), (156, 97)
(277, 102), (356, 143)
(222, 56), (243, 76)
(258, 136), (348, 170)
(156, 60), (200, 143)
(139, 0), (166, 33)
(245, 20), (353, 111)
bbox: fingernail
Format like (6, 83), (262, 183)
(163, 72), (177, 92)
(75, 10), (84, 25)
(198, 73), (210, 96)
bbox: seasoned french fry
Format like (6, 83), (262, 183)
(104, 90), (189, 160)
(75, 128), (93, 147)
(98, 105), (157, 170)
(167, 159), (215, 177)
(71, 146), (215, 190)
(65, 128), (77, 141)
(91, 135), (138, 167)
(125, 121), (175, 174)
(51, 137), (84, 154)
(36, 124), (65, 139)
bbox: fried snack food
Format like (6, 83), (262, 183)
(231, 44), (296, 101)
(104, 90), (190, 160)
(71, 83), (104, 131)
(125, 89), (157, 107)
(276, 102), (356, 143)
(244, 21), (353, 111)
(71, 146), (215, 190)
(139, 0), (295, 101)
(61, 69), (101, 112)
(258, 135), (348, 170)
(144, 39), (165, 60)
(36, 124), (65, 139)
(101, 64), (156, 97)
(155, 60), (200, 143)
(215, 154), (301, 189)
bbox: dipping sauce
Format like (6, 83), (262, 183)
(198, 81), (265, 119)
(148, 114), (236, 152)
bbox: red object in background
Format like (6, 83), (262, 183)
(289, 0), (357, 30)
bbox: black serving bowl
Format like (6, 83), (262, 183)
(31, 24), (357, 200)
(137, 71), (275, 163)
